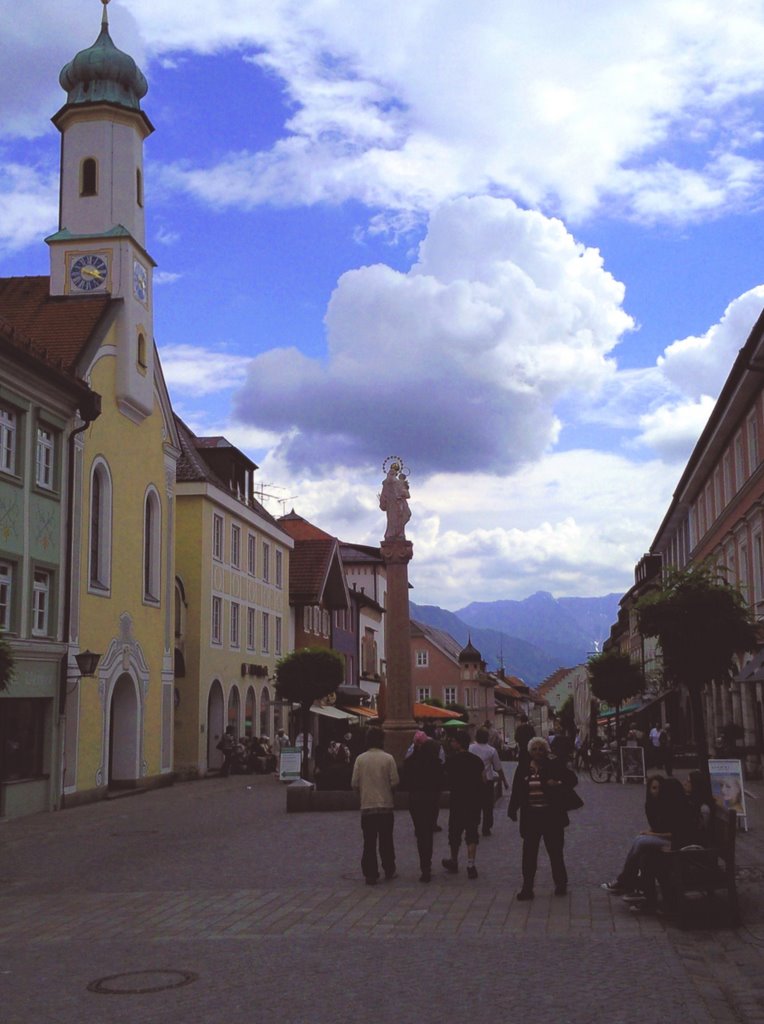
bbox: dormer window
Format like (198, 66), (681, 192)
(81, 158), (97, 197)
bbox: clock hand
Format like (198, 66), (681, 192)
(81, 266), (104, 279)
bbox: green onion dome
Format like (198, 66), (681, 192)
(59, 1), (147, 110)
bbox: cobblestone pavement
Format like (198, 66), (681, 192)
(1, 767), (763, 1024)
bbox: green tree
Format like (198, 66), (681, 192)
(588, 649), (644, 778)
(421, 697), (444, 708)
(0, 635), (13, 692)
(445, 701), (469, 722)
(637, 564), (757, 795)
(275, 647), (345, 778)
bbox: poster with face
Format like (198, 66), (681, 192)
(709, 759), (747, 817)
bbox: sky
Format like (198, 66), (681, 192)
(4, 0), (764, 610)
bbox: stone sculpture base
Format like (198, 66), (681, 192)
(380, 537), (416, 765)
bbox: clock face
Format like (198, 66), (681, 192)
(133, 260), (148, 303)
(70, 253), (109, 292)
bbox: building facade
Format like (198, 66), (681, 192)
(174, 419), (293, 775)
(2, 4), (181, 807)
(0, 319), (100, 818)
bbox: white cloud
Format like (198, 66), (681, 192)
(153, 271), (182, 286)
(636, 397), (718, 462)
(8, 3), (764, 226)
(126, 0), (764, 222)
(159, 342), (252, 396)
(0, 164), (57, 254)
(231, 196), (633, 475)
(658, 286), (764, 396)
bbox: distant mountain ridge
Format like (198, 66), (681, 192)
(410, 591), (620, 687)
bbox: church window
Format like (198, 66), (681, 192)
(137, 332), (147, 370)
(136, 167), (143, 207)
(143, 487), (161, 603)
(81, 158), (97, 197)
(89, 459), (112, 592)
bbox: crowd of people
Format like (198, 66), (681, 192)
(216, 725), (288, 776)
(219, 712), (727, 912)
(347, 714), (725, 913)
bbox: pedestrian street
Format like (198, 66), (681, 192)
(1, 768), (764, 1024)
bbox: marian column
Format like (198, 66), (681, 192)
(379, 457), (416, 764)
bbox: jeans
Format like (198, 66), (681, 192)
(360, 811), (395, 880)
(617, 833), (670, 894)
(480, 781), (496, 833)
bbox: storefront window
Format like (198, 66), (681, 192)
(0, 698), (47, 781)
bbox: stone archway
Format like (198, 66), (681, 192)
(207, 680), (225, 772)
(108, 673), (140, 787)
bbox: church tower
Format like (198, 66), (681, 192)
(47, 0), (155, 422)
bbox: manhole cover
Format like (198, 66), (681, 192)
(110, 830), (160, 837)
(87, 970), (198, 995)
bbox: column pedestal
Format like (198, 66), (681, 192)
(380, 538), (416, 765)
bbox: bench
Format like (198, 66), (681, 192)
(665, 808), (739, 927)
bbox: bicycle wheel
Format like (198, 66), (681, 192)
(589, 759), (612, 783)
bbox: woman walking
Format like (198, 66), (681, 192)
(507, 736), (580, 900)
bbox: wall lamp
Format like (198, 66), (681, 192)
(74, 649), (102, 678)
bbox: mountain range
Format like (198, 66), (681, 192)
(409, 590), (621, 687)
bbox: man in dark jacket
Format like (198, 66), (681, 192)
(508, 736), (579, 900)
(442, 730), (485, 880)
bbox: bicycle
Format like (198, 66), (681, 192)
(589, 748), (618, 783)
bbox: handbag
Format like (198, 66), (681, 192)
(560, 786), (584, 811)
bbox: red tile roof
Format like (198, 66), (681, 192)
(289, 537), (338, 604)
(0, 276), (113, 372)
(279, 510), (334, 541)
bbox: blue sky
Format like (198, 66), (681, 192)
(4, 0), (764, 608)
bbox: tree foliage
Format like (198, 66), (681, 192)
(636, 563), (758, 795)
(588, 649), (644, 710)
(274, 647), (345, 707)
(275, 647), (345, 778)
(0, 635), (13, 692)
(445, 701), (469, 722)
(636, 564), (757, 692)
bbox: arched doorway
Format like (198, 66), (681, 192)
(228, 686), (241, 736)
(108, 673), (139, 787)
(207, 679), (225, 771)
(260, 686), (271, 738)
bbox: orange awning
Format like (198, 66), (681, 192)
(345, 706), (378, 718)
(413, 702), (455, 719)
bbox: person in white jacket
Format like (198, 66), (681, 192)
(351, 727), (400, 885)
(469, 727), (507, 836)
